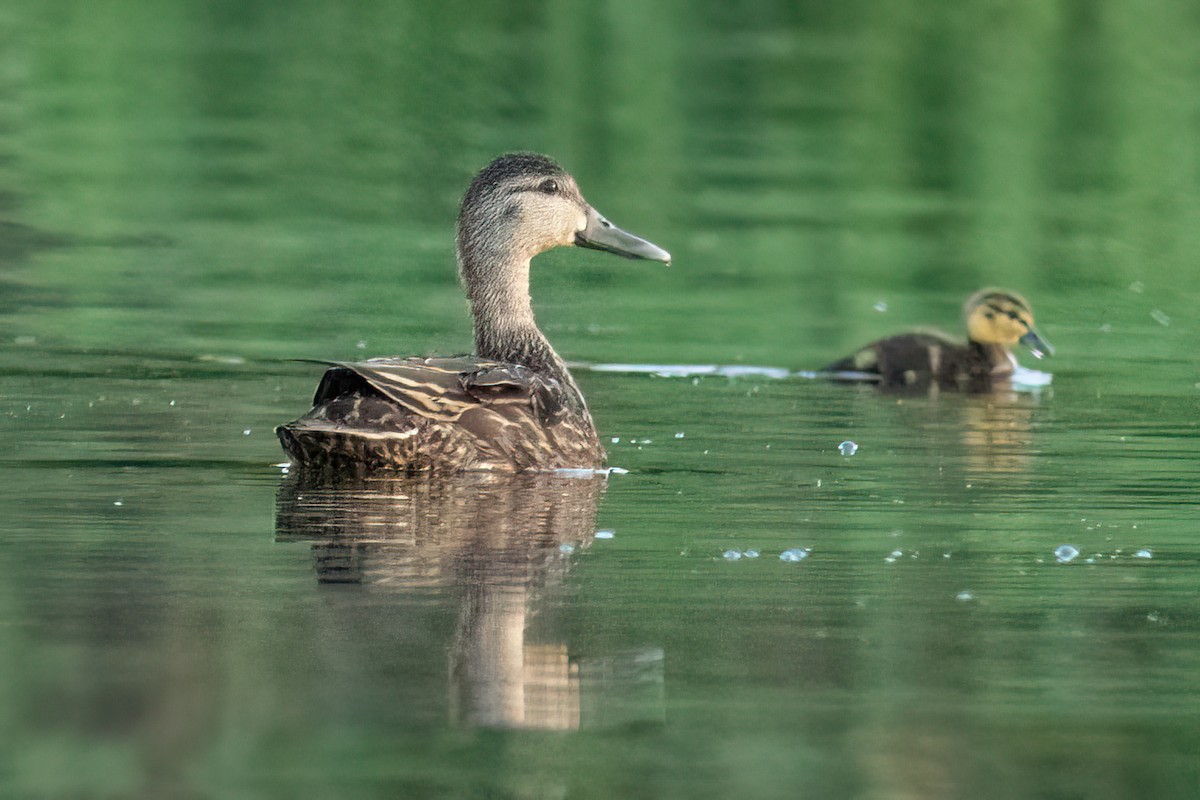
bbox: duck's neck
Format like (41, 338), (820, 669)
(971, 341), (1016, 376)
(460, 249), (571, 380)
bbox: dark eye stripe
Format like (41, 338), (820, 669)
(984, 303), (1031, 327)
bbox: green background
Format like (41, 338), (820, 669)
(2, 1), (1199, 798)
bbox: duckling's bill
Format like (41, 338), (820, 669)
(576, 206), (671, 265)
(1020, 329), (1054, 359)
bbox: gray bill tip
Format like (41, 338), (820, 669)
(1020, 329), (1054, 359)
(576, 207), (671, 265)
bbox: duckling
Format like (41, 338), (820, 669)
(277, 153), (670, 472)
(821, 288), (1052, 391)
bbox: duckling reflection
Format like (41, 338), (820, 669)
(960, 391), (1039, 479)
(274, 471), (664, 730)
(822, 289), (1053, 392)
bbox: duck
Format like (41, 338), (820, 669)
(821, 288), (1053, 391)
(277, 153), (670, 472)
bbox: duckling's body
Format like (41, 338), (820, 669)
(822, 289), (1052, 391)
(277, 154), (669, 473)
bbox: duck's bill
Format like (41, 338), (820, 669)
(576, 207), (671, 265)
(1020, 329), (1054, 359)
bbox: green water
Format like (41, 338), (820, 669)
(3, 1), (1200, 798)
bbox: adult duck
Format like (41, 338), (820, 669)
(821, 288), (1052, 391)
(277, 153), (670, 472)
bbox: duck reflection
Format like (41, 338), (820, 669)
(274, 471), (663, 730)
(960, 390), (1040, 479)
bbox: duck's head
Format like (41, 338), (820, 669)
(456, 153), (670, 279)
(964, 288), (1054, 359)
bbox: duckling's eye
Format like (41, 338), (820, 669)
(538, 179), (559, 195)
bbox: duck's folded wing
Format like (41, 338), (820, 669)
(312, 357), (560, 425)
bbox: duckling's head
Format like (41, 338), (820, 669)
(456, 153), (670, 288)
(964, 288), (1053, 358)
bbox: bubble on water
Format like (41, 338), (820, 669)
(113, 500), (124, 507)
(1055, 544), (1080, 563)
(1147, 611), (1160, 623)
(197, 354), (246, 365)
(1134, 549), (1153, 559)
(356, 340), (368, 349)
(243, 429), (252, 436)
(955, 591), (974, 602)
(779, 548), (810, 562)
(675, 432), (685, 439)
(1150, 309), (1171, 327)
(838, 440), (859, 456)
(744, 549), (760, 558)
(723, 550), (742, 561)
(873, 301), (888, 312)
(611, 437), (620, 444)
(594, 529), (615, 540)
(559, 544), (576, 554)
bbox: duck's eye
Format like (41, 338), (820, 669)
(538, 178), (559, 195)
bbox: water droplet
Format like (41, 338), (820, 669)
(956, 591), (974, 602)
(559, 544), (576, 554)
(1134, 549), (1153, 559)
(779, 548), (810, 562)
(723, 550), (742, 561)
(594, 529), (615, 540)
(1150, 309), (1171, 327)
(838, 440), (858, 456)
(1055, 544), (1079, 563)
(744, 549), (760, 559)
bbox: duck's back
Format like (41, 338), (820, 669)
(823, 331), (995, 390)
(276, 357), (604, 472)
